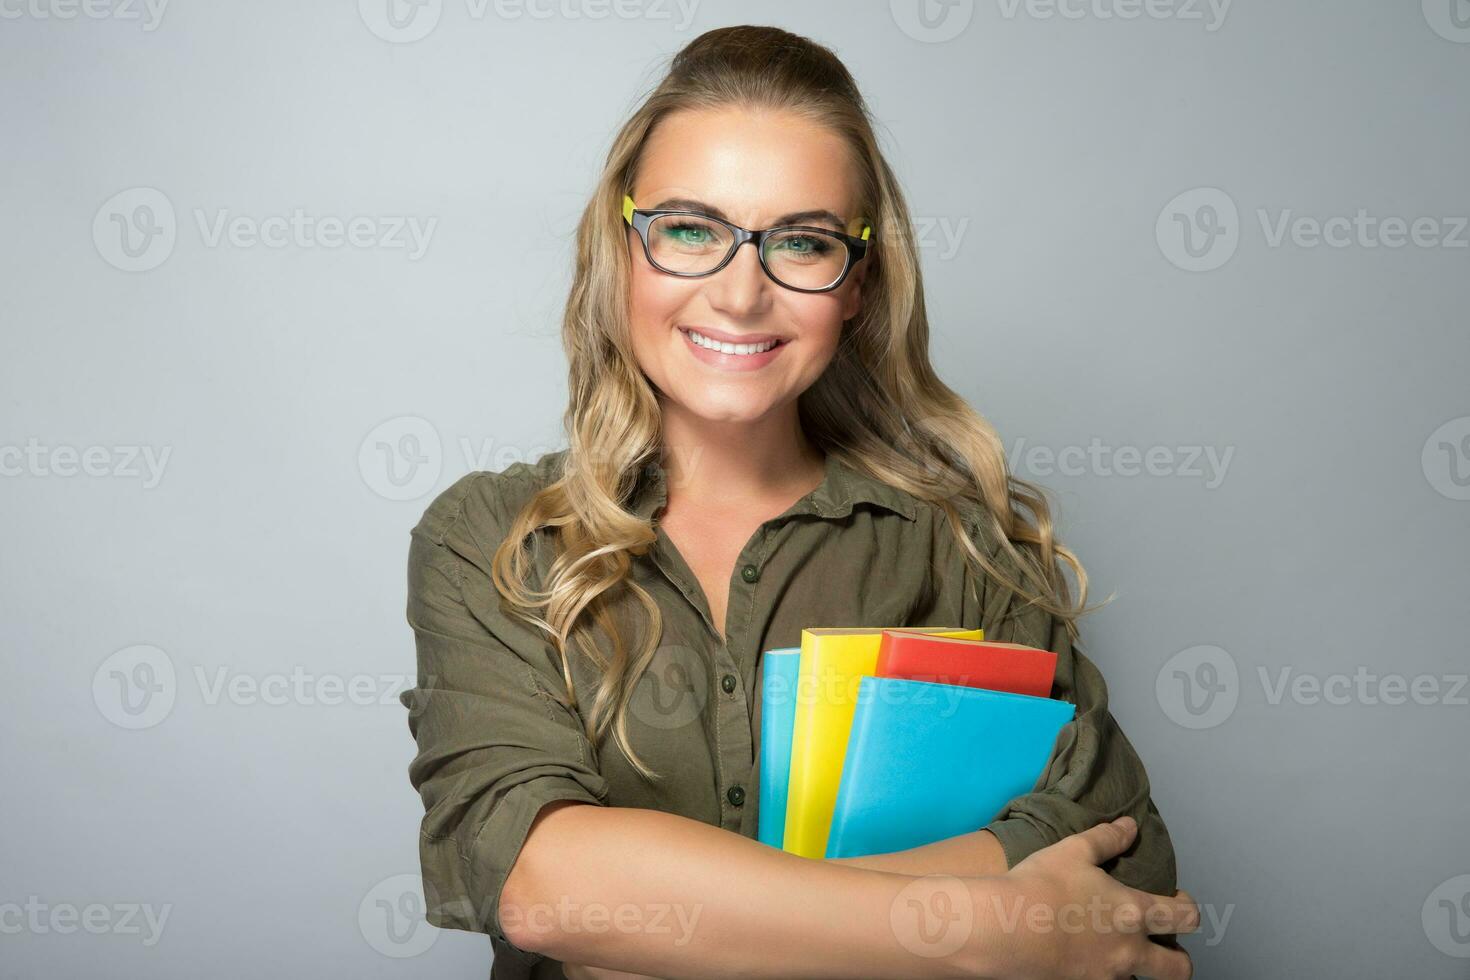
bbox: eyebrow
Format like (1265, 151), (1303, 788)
(650, 197), (849, 231)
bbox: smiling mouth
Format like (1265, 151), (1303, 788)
(678, 326), (788, 356)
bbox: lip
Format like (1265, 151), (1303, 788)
(678, 325), (788, 371)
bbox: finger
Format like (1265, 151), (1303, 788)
(1137, 937), (1193, 980)
(1136, 888), (1201, 936)
(1058, 815), (1138, 866)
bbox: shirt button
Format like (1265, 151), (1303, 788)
(727, 785), (746, 806)
(721, 673), (737, 694)
(740, 563), (759, 583)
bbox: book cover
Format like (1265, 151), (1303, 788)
(875, 631), (1058, 699)
(782, 626), (983, 859)
(825, 676), (1076, 859)
(756, 646), (802, 849)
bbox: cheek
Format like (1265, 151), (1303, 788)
(628, 255), (688, 337)
(783, 295), (846, 353)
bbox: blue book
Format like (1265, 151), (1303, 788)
(757, 647), (802, 848)
(825, 676), (1076, 859)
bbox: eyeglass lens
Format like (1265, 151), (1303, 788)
(646, 213), (849, 290)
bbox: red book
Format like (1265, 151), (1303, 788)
(874, 629), (1058, 698)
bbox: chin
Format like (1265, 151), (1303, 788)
(670, 389), (781, 424)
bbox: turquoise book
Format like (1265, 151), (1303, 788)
(756, 647), (802, 849)
(824, 676), (1077, 859)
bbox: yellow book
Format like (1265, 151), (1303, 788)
(782, 626), (983, 859)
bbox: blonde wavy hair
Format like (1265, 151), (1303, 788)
(492, 24), (1105, 781)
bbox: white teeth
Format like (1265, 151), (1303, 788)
(684, 328), (779, 355)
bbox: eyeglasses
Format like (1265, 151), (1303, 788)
(622, 194), (872, 293)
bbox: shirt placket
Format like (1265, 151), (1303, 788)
(646, 523), (775, 834)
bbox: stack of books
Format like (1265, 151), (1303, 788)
(758, 627), (1076, 859)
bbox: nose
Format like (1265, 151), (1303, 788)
(704, 238), (774, 317)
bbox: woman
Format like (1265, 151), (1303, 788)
(401, 24), (1198, 980)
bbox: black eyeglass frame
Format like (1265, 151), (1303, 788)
(621, 194), (873, 294)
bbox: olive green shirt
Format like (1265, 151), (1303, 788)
(400, 448), (1177, 979)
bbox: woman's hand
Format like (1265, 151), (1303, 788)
(560, 962), (663, 980)
(970, 815), (1199, 979)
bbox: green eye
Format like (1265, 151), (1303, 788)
(768, 232), (836, 262)
(662, 222), (713, 245)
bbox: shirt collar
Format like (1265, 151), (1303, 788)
(628, 450), (918, 523)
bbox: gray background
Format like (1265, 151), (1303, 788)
(3, 0), (1467, 976)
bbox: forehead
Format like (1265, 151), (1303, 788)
(634, 106), (859, 225)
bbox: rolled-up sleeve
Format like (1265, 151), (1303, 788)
(399, 472), (609, 946)
(965, 515), (1179, 897)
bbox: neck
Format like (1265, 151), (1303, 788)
(656, 396), (826, 506)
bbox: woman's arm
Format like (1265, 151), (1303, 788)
(826, 828), (1009, 877)
(504, 799), (958, 977)
(964, 515), (1180, 896)
(509, 806), (1198, 979)
(833, 518), (1181, 891)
